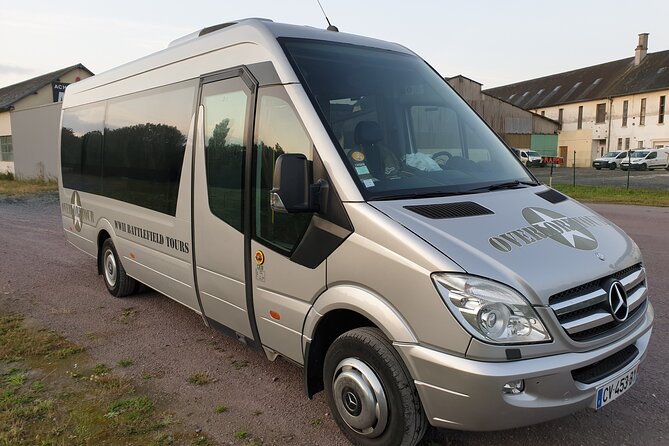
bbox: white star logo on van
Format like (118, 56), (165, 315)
(522, 207), (599, 250)
(526, 208), (597, 248)
(71, 191), (83, 232)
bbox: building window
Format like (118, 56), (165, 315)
(625, 138), (630, 150)
(638, 140), (644, 149)
(558, 108), (563, 128)
(0, 136), (12, 162)
(595, 103), (606, 123)
(640, 98), (646, 125)
(577, 106), (583, 129)
(617, 138), (623, 150)
(660, 96), (666, 124)
(622, 100), (628, 127)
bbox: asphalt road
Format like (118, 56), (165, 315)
(529, 166), (669, 189)
(1, 193), (667, 445)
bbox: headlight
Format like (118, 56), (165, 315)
(432, 273), (551, 344)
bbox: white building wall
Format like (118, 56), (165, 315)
(10, 102), (62, 180)
(534, 90), (669, 166)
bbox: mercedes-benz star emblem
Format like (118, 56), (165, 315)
(608, 280), (629, 322)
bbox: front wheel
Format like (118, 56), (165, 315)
(609, 163), (616, 170)
(324, 327), (427, 446)
(101, 239), (137, 297)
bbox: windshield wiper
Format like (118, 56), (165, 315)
(467, 180), (538, 192)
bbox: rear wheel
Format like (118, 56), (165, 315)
(101, 239), (136, 297)
(324, 327), (427, 446)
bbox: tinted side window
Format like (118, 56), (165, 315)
(103, 82), (196, 215)
(202, 78), (249, 232)
(61, 104), (105, 193)
(254, 86), (313, 254)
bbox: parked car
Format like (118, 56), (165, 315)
(620, 148), (669, 170)
(512, 148), (543, 167)
(592, 151), (629, 170)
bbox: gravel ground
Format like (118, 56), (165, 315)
(1, 193), (667, 445)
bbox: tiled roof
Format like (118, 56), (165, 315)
(484, 51), (669, 109)
(0, 63), (93, 112)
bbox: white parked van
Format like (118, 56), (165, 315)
(512, 148), (543, 167)
(592, 151), (629, 170)
(620, 148), (669, 170)
(59, 19), (653, 446)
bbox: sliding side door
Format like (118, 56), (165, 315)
(193, 72), (254, 338)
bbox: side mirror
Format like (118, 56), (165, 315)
(270, 153), (325, 213)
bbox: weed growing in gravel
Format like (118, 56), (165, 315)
(310, 417), (322, 427)
(252, 410), (263, 416)
(192, 435), (210, 446)
(214, 405), (228, 413)
(234, 431), (249, 440)
(230, 359), (249, 370)
(92, 363), (111, 375)
(118, 359), (134, 367)
(6, 369), (26, 386)
(187, 372), (211, 385)
(121, 307), (137, 323)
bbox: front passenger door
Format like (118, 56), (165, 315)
(250, 85), (326, 364)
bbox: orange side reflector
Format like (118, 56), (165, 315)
(130, 252), (136, 260)
(270, 311), (281, 320)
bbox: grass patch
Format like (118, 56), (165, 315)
(0, 312), (208, 445)
(214, 404), (228, 413)
(554, 185), (669, 207)
(0, 178), (57, 196)
(187, 372), (211, 386)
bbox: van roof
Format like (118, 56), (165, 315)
(64, 18), (413, 101)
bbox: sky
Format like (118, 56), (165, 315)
(2, 0), (669, 90)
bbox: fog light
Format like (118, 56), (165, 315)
(503, 379), (525, 394)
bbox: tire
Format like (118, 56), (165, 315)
(101, 239), (136, 297)
(324, 327), (427, 446)
(595, 167), (601, 170)
(609, 163), (616, 170)
(641, 163), (648, 171)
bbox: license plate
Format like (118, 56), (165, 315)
(593, 363), (639, 410)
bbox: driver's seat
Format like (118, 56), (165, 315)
(353, 121), (400, 178)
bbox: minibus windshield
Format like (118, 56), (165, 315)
(281, 39), (536, 200)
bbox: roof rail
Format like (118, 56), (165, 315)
(167, 18), (274, 48)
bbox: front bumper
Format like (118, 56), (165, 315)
(394, 302), (653, 431)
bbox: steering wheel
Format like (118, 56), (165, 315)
(431, 151), (452, 167)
